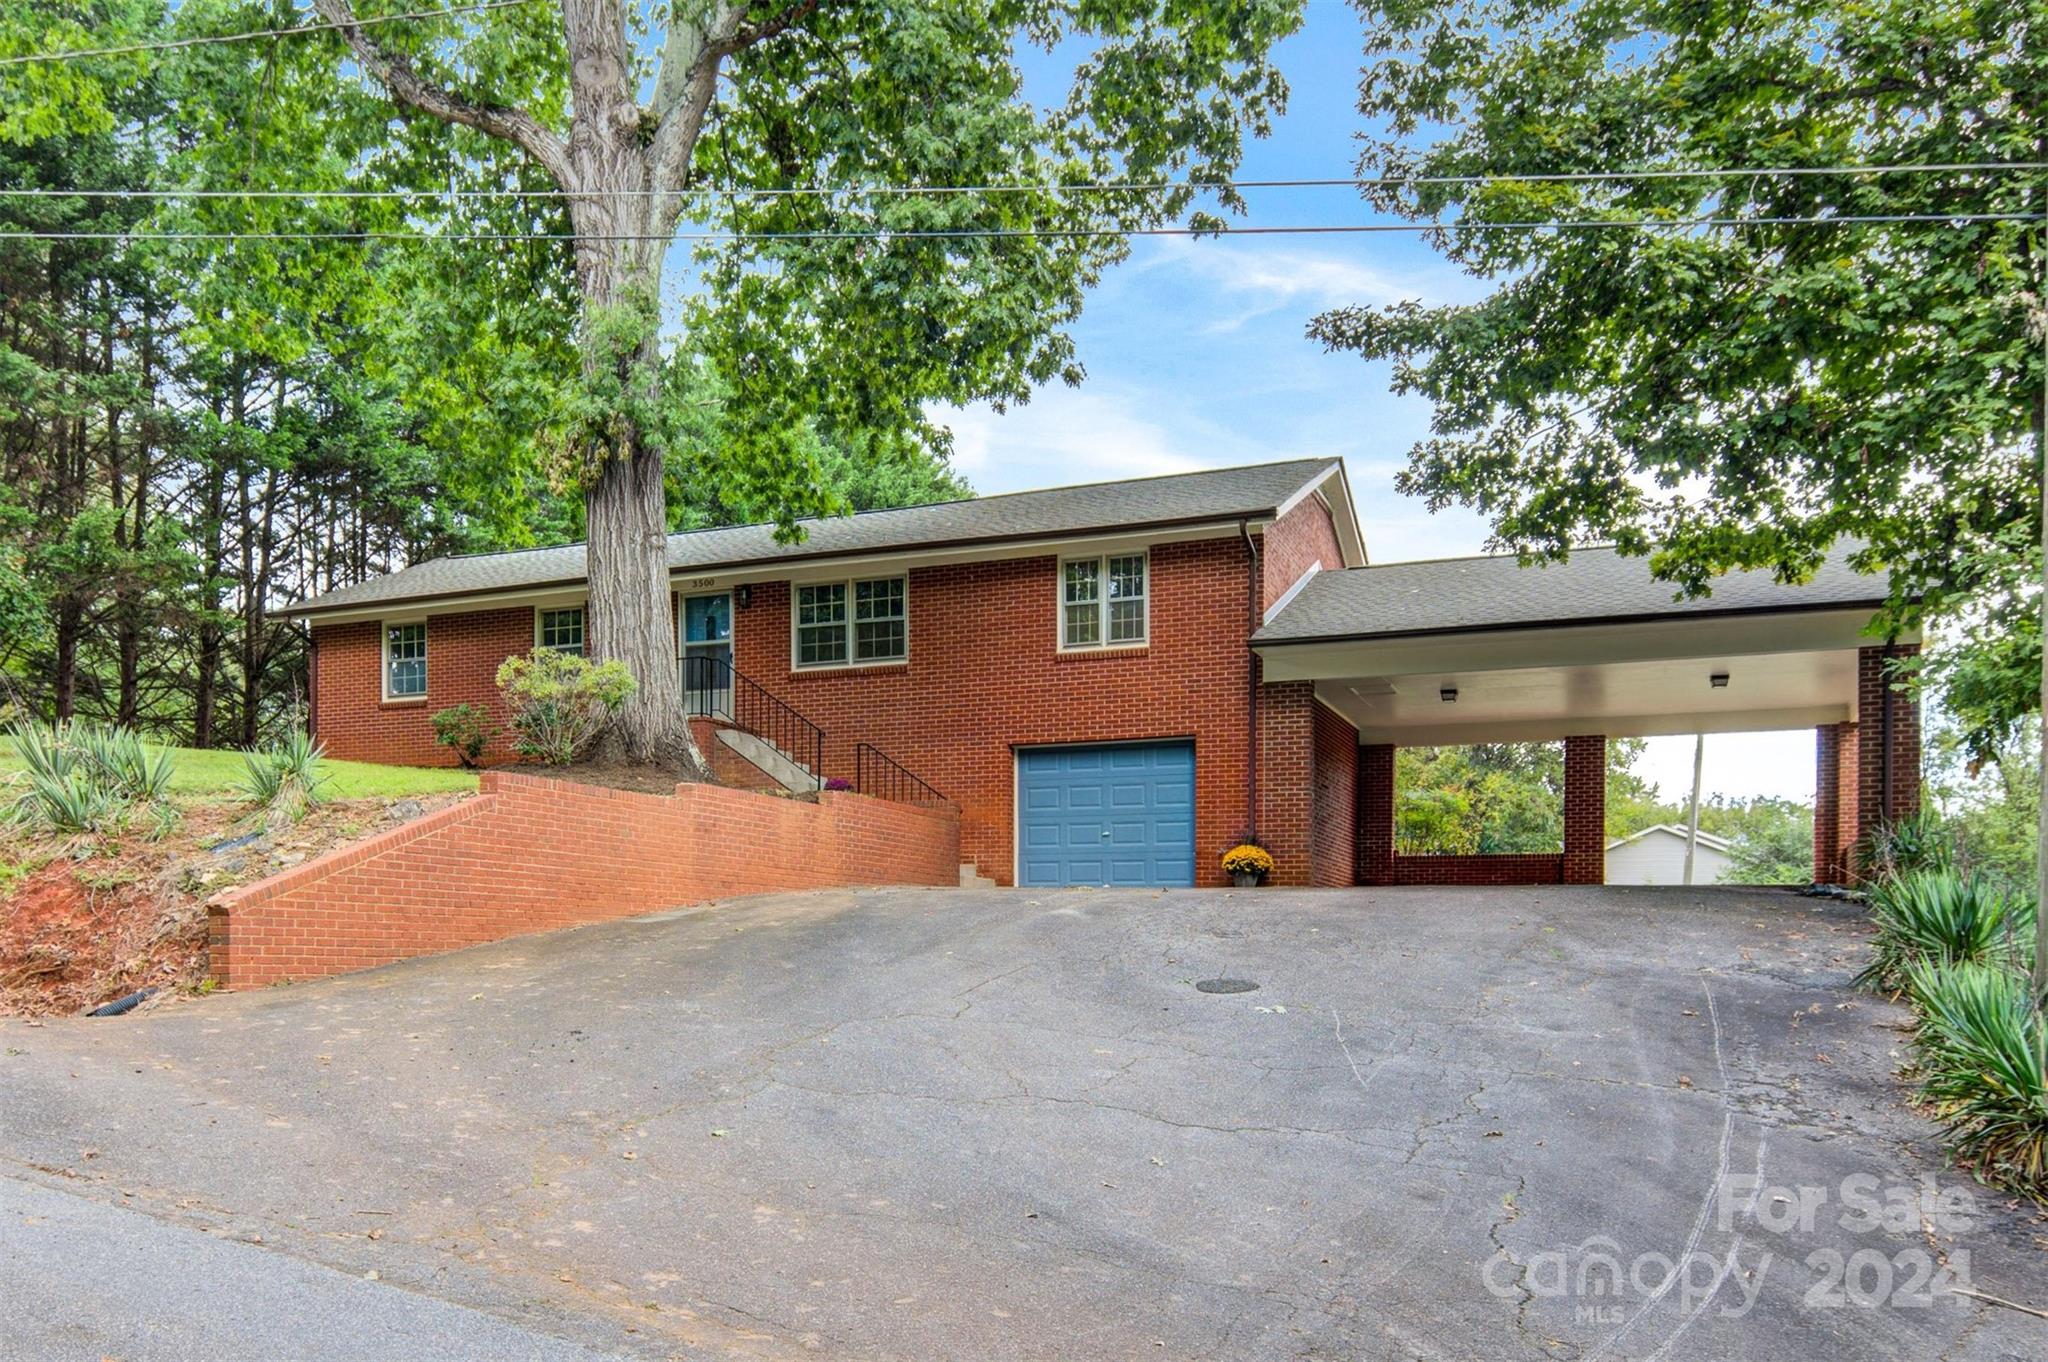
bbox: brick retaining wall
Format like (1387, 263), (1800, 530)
(1390, 853), (1566, 886)
(207, 771), (960, 988)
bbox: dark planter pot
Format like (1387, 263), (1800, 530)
(1232, 871), (1261, 888)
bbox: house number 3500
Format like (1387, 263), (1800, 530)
(684, 577), (716, 589)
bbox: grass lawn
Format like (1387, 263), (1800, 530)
(0, 738), (478, 802)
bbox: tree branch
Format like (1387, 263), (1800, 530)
(309, 0), (574, 187)
(722, 0), (816, 53)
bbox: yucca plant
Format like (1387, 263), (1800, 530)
(237, 730), (329, 824)
(14, 762), (126, 835)
(1907, 960), (2048, 1195)
(6, 720), (157, 836)
(73, 723), (176, 803)
(1856, 868), (2023, 997)
(1855, 809), (1953, 881)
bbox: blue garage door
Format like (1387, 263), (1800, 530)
(1017, 741), (1195, 888)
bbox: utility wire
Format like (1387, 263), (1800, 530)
(0, 0), (534, 66)
(4, 162), (2044, 201)
(5, 211), (2042, 244)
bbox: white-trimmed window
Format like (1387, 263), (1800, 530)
(383, 622), (427, 699)
(537, 606), (585, 654)
(794, 576), (907, 668)
(1061, 552), (1148, 649)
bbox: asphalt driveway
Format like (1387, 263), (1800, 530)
(2, 885), (2044, 1360)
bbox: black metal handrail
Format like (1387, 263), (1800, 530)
(854, 742), (949, 806)
(681, 652), (824, 791)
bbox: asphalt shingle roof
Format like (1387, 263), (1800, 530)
(1254, 545), (1886, 644)
(288, 458), (1339, 617)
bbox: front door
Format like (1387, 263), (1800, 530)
(682, 593), (733, 717)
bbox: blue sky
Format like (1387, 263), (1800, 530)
(934, 2), (1815, 807)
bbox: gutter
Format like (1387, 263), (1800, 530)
(1250, 597), (1898, 649)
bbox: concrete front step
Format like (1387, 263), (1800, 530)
(716, 727), (819, 794)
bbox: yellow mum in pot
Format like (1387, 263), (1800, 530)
(1221, 844), (1274, 884)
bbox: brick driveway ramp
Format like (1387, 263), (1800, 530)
(206, 770), (959, 988)
(3, 886), (2044, 1360)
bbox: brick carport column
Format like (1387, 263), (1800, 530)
(1562, 735), (1606, 885)
(1356, 743), (1395, 885)
(1855, 643), (1922, 870)
(1814, 723), (1845, 885)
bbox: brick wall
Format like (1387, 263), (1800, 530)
(305, 516), (1353, 888)
(1261, 491), (1344, 610)
(1256, 681), (1316, 886)
(1357, 743), (1395, 885)
(1309, 701), (1358, 887)
(730, 536), (1259, 885)
(207, 771), (961, 988)
(1856, 644), (1922, 843)
(311, 609), (535, 767)
(1562, 735), (1607, 885)
(1813, 722), (1864, 885)
(1391, 853), (1565, 885)
(1835, 721), (1861, 868)
(688, 718), (786, 793)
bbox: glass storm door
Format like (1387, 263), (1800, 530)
(682, 593), (733, 717)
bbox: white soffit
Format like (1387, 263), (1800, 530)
(1319, 647), (1858, 745)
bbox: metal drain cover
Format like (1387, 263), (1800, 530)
(1194, 978), (1259, 994)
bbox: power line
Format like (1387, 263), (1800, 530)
(5, 162), (2043, 202)
(0, 0), (535, 66)
(5, 211), (2042, 244)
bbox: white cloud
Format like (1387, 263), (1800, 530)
(932, 386), (1293, 496)
(1135, 237), (1481, 332)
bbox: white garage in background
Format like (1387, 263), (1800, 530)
(1604, 824), (1737, 885)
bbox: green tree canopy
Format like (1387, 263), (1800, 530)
(1311, 0), (2042, 762)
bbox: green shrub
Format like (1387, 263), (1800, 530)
(237, 730), (329, 824)
(71, 723), (176, 803)
(1856, 808), (1954, 880)
(6, 720), (177, 836)
(431, 703), (494, 768)
(494, 650), (636, 766)
(1855, 868), (2026, 997)
(1906, 960), (2048, 1194)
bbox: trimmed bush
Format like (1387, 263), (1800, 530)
(1906, 960), (2048, 1194)
(495, 650), (636, 765)
(1855, 868), (2026, 997)
(431, 703), (494, 768)
(237, 730), (329, 825)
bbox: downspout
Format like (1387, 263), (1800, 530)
(304, 622), (318, 741)
(1879, 640), (1895, 822)
(1242, 519), (1259, 839)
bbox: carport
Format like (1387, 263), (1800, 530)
(1251, 547), (1920, 886)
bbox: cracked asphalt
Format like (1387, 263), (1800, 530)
(2, 884), (2045, 1359)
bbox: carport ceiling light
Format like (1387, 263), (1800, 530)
(1710, 671), (1731, 688)
(1439, 685), (1458, 703)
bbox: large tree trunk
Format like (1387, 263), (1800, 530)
(573, 237), (696, 765)
(586, 440), (681, 759)
(316, 0), (753, 768)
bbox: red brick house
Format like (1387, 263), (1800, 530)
(285, 459), (1918, 889)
